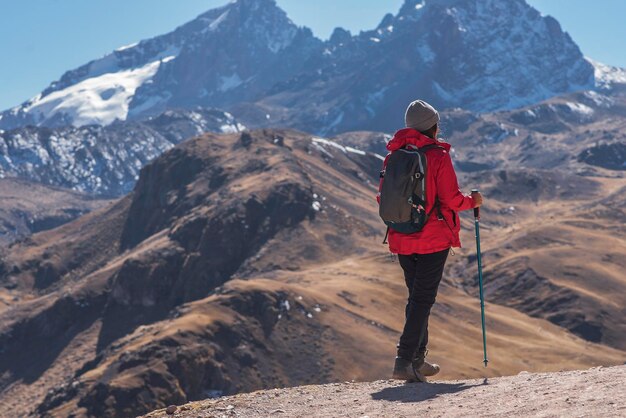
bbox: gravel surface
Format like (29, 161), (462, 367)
(142, 365), (626, 418)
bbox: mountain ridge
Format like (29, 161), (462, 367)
(1, 0), (618, 134)
(1, 82), (624, 199)
(0, 107), (244, 196)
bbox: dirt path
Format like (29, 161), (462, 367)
(142, 365), (626, 418)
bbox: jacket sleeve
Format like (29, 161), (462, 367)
(436, 152), (475, 211)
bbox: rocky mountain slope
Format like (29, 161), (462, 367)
(0, 128), (383, 417)
(0, 0), (607, 134)
(0, 127), (624, 417)
(334, 86), (626, 168)
(141, 365), (626, 418)
(0, 107), (243, 196)
(0, 179), (110, 246)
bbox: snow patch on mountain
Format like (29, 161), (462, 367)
(206, 9), (230, 33)
(311, 136), (368, 159)
(23, 57), (175, 127)
(219, 112), (247, 133)
(128, 92), (172, 119)
(219, 73), (243, 92)
(345, 146), (366, 156)
(589, 58), (626, 88)
(312, 137), (347, 153)
(417, 43), (435, 63)
(116, 42), (139, 52)
(581, 90), (614, 108)
(366, 87), (390, 116)
(564, 102), (594, 116)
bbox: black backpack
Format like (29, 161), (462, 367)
(379, 144), (442, 242)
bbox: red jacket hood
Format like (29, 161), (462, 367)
(386, 128), (451, 152)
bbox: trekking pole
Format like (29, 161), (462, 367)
(471, 189), (489, 368)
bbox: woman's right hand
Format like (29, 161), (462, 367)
(471, 191), (483, 208)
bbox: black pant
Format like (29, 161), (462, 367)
(396, 249), (449, 360)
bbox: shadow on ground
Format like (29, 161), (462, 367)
(371, 380), (486, 403)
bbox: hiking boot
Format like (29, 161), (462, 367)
(392, 357), (427, 382)
(413, 350), (440, 377)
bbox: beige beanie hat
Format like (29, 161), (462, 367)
(405, 100), (440, 131)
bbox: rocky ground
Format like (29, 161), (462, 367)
(142, 365), (626, 418)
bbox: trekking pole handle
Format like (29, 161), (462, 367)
(471, 189), (480, 219)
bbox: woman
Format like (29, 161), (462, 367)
(377, 99), (483, 382)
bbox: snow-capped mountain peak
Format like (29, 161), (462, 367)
(0, 0), (310, 130)
(249, 0), (601, 133)
(588, 58), (626, 89)
(1, 0), (623, 134)
(193, 0), (298, 52)
(22, 56), (175, 127)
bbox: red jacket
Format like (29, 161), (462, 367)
(377, 128), (475, 255)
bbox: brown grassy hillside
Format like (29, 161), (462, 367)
(0, 117), (624, 417)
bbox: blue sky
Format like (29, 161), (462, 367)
(1, 0), (625, 110)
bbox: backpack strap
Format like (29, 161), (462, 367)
(418, 144), (446, 152)
(430, 197), (444, 220)
(382, 225), (390, 244)
(402, 143), (444, 219)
